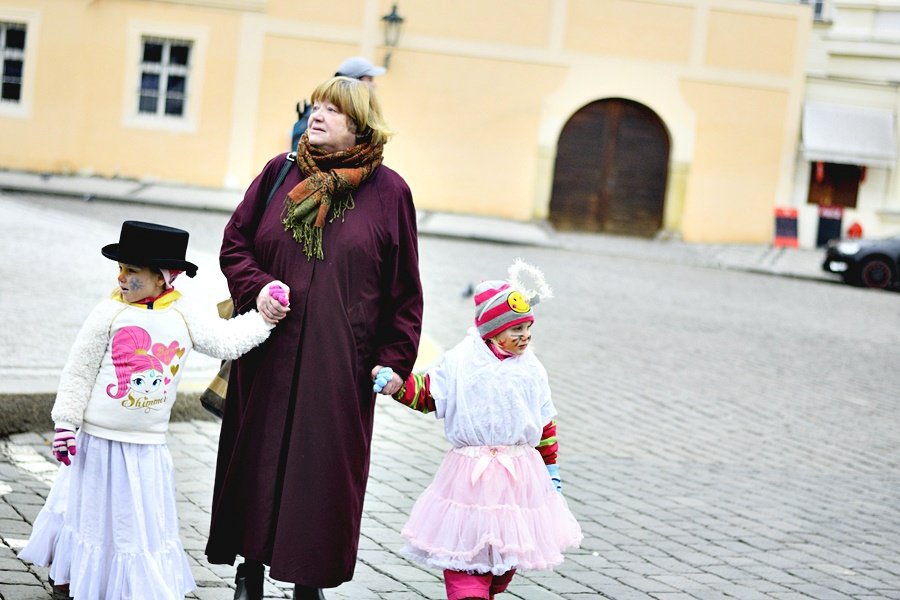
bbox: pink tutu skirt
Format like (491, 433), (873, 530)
(401, 445), (582, 575)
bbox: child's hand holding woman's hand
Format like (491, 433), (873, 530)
(371, 366), (402, 395)
(257, 281), (291, 324)
(52, 428), (76, 466)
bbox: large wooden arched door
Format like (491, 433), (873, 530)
(550, 98), (670, 237)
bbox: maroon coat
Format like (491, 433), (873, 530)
(205, 153), (423, 587)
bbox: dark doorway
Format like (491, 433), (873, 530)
(549, 98), (670, 237)
(807, 162), (862, 209)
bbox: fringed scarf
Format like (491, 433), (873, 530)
(283, 133), (383, 260)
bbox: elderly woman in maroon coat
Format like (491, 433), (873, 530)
(205, 77), (423, 600)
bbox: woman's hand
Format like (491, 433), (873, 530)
(257, 281), (291, 324)
(371, 365), (402, 395)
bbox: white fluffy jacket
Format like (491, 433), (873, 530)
(52, 294), (273, 444)
(429, 328), (556, 449)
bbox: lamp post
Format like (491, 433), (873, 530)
(381, 3), (404, 69)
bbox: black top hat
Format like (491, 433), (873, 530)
(102, 221), (198, 277)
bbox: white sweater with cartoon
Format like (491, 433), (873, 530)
(52, 290), (273, 444)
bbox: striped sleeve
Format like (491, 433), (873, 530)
(535, 420), (558, 465)
(392, 373), (435, 414)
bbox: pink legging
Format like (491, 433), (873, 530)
(443, 569), (516, 600)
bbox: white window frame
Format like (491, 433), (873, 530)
(0, 8), (39, 119)
(123, 20), (208, 133)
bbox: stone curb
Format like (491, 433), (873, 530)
(0, 391), (217, 438)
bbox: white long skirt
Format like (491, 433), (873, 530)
(19, 431), (196, 600)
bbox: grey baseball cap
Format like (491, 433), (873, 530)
(335, 56), (386, 79)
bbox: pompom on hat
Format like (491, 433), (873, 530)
(102, 221), (198, 277)
(474, 259), (553, 339)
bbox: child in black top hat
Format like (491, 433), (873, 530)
(19, 221), (289, 600)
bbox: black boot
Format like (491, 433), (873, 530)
(234, 561), (264, 600)
(292, 584), (326, 600)
(51, 587), (73, 600)
(48, 576), (72, 600)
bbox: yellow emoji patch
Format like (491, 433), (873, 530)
(507, 291), (530, 313)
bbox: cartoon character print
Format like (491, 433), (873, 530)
(106, 326), (184, 413)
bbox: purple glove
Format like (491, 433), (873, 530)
(52, 429), (76, 466)
(269, 283), (289, 307)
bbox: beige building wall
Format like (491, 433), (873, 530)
(683, 4), (809, 243)
(680, 81), (792, 242)
(0, 0), (811, 243)
(0, 2), (87, 173)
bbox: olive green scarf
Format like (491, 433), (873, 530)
(283, 133), (383, 260)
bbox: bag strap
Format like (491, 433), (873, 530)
(265, 152), (296, 208)
(231, 152), (296, 319)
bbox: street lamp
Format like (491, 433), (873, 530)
(381, 3), (404, 69)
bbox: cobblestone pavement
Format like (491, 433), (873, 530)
(1, 194), (899, 599)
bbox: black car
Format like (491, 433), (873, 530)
(822, 236), (900, 289)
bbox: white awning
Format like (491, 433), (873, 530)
(802, 102), (897, 168)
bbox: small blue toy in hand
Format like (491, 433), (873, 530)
(373, 366), (394, 393)
(546, 464), (562, 493)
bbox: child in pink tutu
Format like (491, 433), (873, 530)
(19, 221), (289, 600)
(372, 260), (582, 600)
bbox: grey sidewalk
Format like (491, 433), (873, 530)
(0, 167), (833, 285)
(0, 169), (833, 435)
(3, 412), (568, 600)
(2, 173), (888, 600)
(0, 413), (498, 600)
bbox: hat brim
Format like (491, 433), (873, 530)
(102, 244), (198, 277)
(337, 66), (386, 78)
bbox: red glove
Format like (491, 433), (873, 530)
(52, 429), (76, 466)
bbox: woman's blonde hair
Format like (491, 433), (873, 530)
(310, 76), (393, 145)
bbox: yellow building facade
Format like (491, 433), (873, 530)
(0, 0), (810, 243)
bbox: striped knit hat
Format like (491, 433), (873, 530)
(474, 280), (534, 339)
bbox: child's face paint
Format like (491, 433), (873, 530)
(491, 321), (533, 356)
(117, 263), (165, 303)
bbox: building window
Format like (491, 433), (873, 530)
(1, 22), (26, 103)
(801, 0), (829, 22)
(807, 162), (862, 209)
(138, 37), (191, 117)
